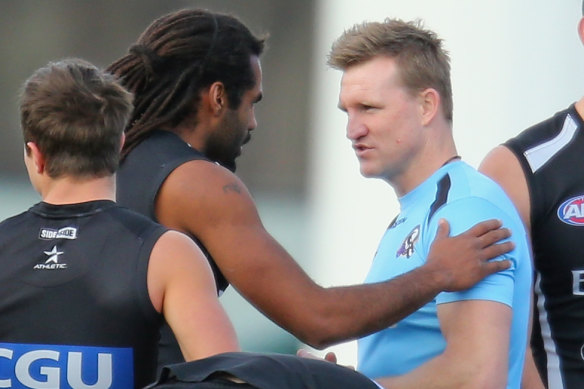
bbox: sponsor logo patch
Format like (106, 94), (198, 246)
(0, 342), (133, 389)
(557, 195), (584, 226)
(33, 246), (67, 270)
(39, 227), (78, 240)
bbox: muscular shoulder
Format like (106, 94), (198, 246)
(148, 229), (214, 312)
(162, 160), (248, 200)
(479, 146), (530, 229)
(152, 230), (207, 261)
(155, 159), (259, 234)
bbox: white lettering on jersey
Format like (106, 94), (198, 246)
(572, 270), (584, 296)
(15, 350), (60, 389)
(39, 227), (78, 240)
(0, 344), (124, 389)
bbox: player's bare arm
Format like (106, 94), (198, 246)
(376, 300), (511, 388)
(148, 230), (239, 360)
(155, 160), (514, 349)
(480, 146), (543, 389)
(479, 146), (531, 231)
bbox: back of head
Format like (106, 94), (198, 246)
(328, 18), (453, 123)
(106, 8), (266, 158)
(20, 59), (133, 178)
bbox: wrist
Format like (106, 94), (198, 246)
(416, 262), (451, 292)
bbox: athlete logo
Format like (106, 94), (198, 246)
(557, 195), (584, 226)
(396, 225), (420, 259)
(33, 246), (67, 270)
(44, 246), (63, 263)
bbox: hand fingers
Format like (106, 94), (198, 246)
(297, 349), (321, 360)
(465, 219), (503, 237)
(297, 349), (339, 364)
(324, 352), (337, 364)
(480, 241), (515, 260)
(434, 218), (451, 240)
(477, 227), (512, 248)
(297, 349), (312, 358)
(482, 259), (512, 276)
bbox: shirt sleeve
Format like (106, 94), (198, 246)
(428, 196), (523, 307)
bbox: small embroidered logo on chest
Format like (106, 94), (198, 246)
(557, 195), (584, 226)
(396, 225), (420, 259)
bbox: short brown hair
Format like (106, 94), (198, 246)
(20, 59), (133, 178)
(328, 19), (453, 123)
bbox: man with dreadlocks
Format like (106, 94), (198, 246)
(111, 8), (514, 369)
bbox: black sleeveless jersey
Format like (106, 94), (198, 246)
(0, 200), (165, 388)
(505, 104), (584, 389)
(117, 130), (228, 370)
(117, 130), (228, 292)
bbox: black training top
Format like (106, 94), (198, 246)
(117, 130), (228, 292)
(505, 104), (584, 389)
(117, 130), (229, 370)
(0, 200), (165, 388)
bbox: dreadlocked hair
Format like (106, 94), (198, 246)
(107, 8), (266, 159)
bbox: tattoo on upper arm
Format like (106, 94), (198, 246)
(223, 182), (242, 194)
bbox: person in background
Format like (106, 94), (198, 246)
(480, 3), (584, 388)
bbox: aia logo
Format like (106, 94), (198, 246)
(557, 195), (584, 226)
(396, 225), (420, 259)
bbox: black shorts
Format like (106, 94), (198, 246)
(146, 352), (378, 389)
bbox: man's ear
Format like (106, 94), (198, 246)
(208, 81), (227, 116)
(26, 141), (46, 174)
(419, 88), (440, 126)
